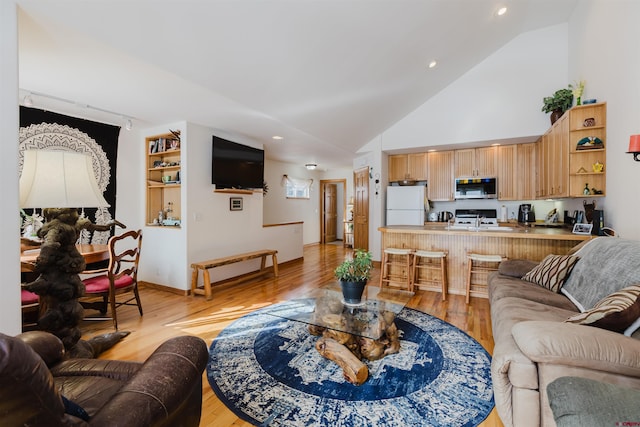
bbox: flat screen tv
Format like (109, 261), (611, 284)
(211, 136), (264, 189)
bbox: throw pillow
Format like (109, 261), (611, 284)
(522, 254), (579, 293)
(565, 284), (640, 333)
(548, 377), (640, 427)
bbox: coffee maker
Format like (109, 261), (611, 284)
(518, 204), (536, 224)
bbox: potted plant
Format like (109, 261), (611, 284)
(334, 249), (373, 304)
(542, 88), (573, 124)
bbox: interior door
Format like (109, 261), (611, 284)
(353, 167), (369, 251)
(323, 183), (338, 243)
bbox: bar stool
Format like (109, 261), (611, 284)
(379, 247), (414, 291)
(412, 250), (448, 300)
(466, 253), (506, 303)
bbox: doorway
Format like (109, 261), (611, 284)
(320, 179), (346, 244)
(353, 167), (369, 251)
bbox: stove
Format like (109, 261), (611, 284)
(454, 209), (499, 227)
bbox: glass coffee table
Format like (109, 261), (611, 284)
(266, 283), (414, 385)
(267, 283), (414, 340)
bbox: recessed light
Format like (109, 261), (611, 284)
(497, 6), (507, 16)
(272, 135), (283, 140)
(428, 60), (437, 69)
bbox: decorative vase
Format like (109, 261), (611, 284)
(340, 280), (367, 304)
(550, 109), (564, 125)
(576, 96), (582, 106)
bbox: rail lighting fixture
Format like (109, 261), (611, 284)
(20, 89), (134, 130)
(305, 163), (317, 170)
(628, 135), (640, 162)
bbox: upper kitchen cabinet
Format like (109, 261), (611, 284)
(427, 150), (455, 201)
(516, 143), (537, 200)
(497, 145), (518, 200)
(454, 146), (497, 177)
(537, 114), (569, 199)
(567, 103), (606, 197)
(388, 154), (408, 182)
(388, 153), (428, 182)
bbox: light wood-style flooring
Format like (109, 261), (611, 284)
(80, 243), (504, 427)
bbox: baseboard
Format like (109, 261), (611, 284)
(139, 281), (189, 296)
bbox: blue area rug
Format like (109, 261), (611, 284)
(207, 300), (494, 426)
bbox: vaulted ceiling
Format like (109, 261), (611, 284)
(17, 0), (577, 170)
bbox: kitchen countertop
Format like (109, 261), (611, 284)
(379, 222), (591, 241)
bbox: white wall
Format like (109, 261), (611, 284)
(263, 159), (322, 245)
(568, 0), (640, 239)
(1, 1), (21, 335)
(370, 24), (569, 151)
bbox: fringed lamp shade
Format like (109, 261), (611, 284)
(19, 150), (110, 208)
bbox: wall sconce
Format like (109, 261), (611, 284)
(628, 135), (640, 161)
(305, 163), (317, 170)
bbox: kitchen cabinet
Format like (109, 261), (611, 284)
(408, 153), (428, 181)
(568, 103), (606, 197)
(537, 114), (569, 198)
(146, 131), (182, 227)
(537, 103), (606, 199)
(497, 145), (518, 200)
(388, 155), (408, 182)
(516, 143), (537, 200)
(454, 147), (497, 177)
(388, 153), (428, 182)
(427, 150), (455, 201)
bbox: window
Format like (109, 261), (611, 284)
(283, 175), (313, 199)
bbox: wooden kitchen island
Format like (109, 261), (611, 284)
(379, 224), (593, 299)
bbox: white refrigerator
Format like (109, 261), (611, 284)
(386, 185), (426, 226)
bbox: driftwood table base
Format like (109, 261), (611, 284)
(309, 311), (401, 385)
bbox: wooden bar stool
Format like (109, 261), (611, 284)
(379, 248), (414, 291)
(466, 253), (506, 303)
(412, 250), (448, 300)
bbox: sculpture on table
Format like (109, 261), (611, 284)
(23, 207), (125, 350)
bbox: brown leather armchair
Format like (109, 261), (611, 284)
(0, 331), (207, 426)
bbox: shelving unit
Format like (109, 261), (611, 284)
(567, 103), (606, 197)
(145, 131), (182, 227)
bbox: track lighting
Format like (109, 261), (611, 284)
(20, 89), (135, 128)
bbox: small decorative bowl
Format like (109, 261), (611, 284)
(582, 99), (597, 104)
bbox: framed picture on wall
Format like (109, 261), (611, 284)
(230, 197), (243, 211)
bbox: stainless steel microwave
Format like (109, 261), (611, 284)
(454, 177), (497, 199)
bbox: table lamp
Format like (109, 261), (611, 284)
(19, 149), (110, 349)
(20, 149), (109, 209)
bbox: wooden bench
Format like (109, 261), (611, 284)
(190, 249), (278, 300)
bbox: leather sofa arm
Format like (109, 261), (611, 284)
(18, 330), (65, 367)
(513, 321), (640, 377)
(89, 335), (208, 427)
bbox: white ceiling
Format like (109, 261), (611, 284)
(17, 0), (577, 170)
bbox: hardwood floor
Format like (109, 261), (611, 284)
(80, 243), (504, 427)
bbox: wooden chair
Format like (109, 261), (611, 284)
(81, 230), (143, 330)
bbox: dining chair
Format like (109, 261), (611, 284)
(20, 261), (40, 331)
(81, 229), (143, 330)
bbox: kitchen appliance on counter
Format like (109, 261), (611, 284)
(518, 204), (536, 224)
(454, 177), (497, 199)
(454, 209), (499, 227)
(386, 185), (426, 226)
(438, 211), (454, 222)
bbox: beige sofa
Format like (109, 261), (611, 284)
(488, 237), (640, 427)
